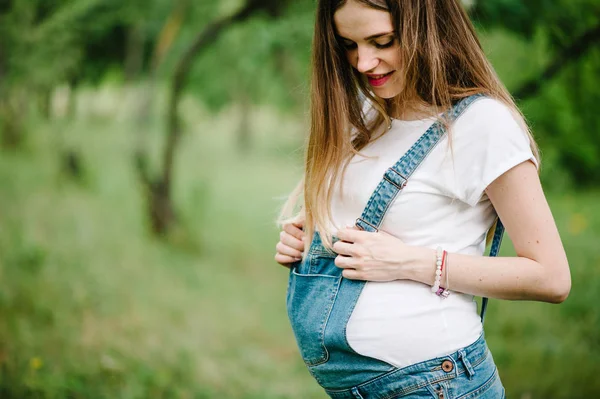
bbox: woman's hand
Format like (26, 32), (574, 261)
(333, 227), (430, 281)
(274, 219), (306, 268)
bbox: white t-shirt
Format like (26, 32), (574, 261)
(329, 98), (538, 368)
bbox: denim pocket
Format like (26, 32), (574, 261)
(286, 268), (342, 366)
(448, 350), (504, 399)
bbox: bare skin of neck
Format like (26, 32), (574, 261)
(387, 98), (437, 121)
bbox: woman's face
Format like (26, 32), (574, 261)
(334, 0), (403, 99)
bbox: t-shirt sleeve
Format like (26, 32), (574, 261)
(450, 98), (539, 207)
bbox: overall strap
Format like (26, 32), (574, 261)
(352, 93), (505, 324)
(355, 93), (485, 233)
(480, 218), (505, 323)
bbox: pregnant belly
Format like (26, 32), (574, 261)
(346, 280), (483, 368)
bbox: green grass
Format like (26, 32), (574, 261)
(0, 90), (598, 398)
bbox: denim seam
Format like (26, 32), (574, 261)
(339, 287), (396, 373)
(358, 95), (486, 230)
(291, 94), (493, 392)
(329, 348), (490, 398)
(372, 189), (401, 230)
(455, 367), (499, 399)
(305, 276), (343, 367)
(380, 374), (455, 399)
(430, 347), (489, 372)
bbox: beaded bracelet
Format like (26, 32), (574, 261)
(432, 248), (450, 298)
(442, 253), (450, 298)
(436, 251), (450, 298)
(431, 247), (443, 293)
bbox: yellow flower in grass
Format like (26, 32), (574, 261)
(568, 213), (588, 236)
(30, 357), (43, 370)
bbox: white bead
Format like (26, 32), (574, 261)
(436, 270), (442, 276)
(436, 261), (442, 266)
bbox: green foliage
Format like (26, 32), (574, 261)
(2, 0), (599, 183)
(0, 95), (598, 397)
(473, 0), (600, 186)
(522, 47), (600, 186)
(473, 0), (600, 42)
(0, 0), (126, 89)
(186, 1), (314, 112)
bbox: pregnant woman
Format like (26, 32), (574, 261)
(274, 0), (571, 397)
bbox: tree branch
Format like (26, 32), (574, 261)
(514, 24), (600, 101)
(162, 0), (284, 190)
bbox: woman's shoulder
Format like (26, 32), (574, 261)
(458, 96), (521, 127)
(447, 96), (538, 206)
(452, 96), (530, 144)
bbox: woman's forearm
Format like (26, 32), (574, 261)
(407, 248), (570, 304)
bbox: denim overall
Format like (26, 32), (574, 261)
(286, 94), (506, 398)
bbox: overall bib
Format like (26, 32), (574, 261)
(286, 95), (506, 398)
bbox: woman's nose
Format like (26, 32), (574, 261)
(356, 47), (379, 73)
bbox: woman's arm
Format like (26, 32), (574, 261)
(417, 160), (570, 303)
(333, 160), (571, 303)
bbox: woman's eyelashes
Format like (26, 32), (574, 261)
(374, 38), (395, 49)
(341, 38), (396, 50)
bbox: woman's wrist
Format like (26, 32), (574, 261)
(402, 246), (437, 284)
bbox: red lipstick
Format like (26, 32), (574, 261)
(367, 71), (394, 87)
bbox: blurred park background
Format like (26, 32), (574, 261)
(0, 0), (599, 397)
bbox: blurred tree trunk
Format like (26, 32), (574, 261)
(156, 0), (288, 235)
(0, 98), (23, 149)
(37, 88), (51, 119)
(57, 84), (85, 183)
(125, 25), (145, 84)
(237, 92), (251, 154)
(133, 2), (187, 235)
(0, 37), (23, 149)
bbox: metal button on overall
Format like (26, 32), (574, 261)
(441, 360), (454, 372)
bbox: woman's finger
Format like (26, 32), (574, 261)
(334, 254), (355, 269)
(274, 252), (302, 267)
(332, 240), (354, 256)
(280, 230), (305, 252)
(276, 241), (303, 259)
(283, 222), (305, 242)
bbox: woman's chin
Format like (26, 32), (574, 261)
(370, 86), (402, 100)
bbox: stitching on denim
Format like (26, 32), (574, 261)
(347, 345), (489, 395)
(325, 347), (488, 398)
(307, 95), (489, 389)
(430, 347), (489, 372)
(380, 374), (454, 399)
(325, 365), (401, 394)
(370, 189), (401, 231)
(360, 122), (443, 229)
(455, 367), (499, 399)
(359, 95), (485, 231)
(340, 284), (397, 372)
(358, 121), (437, 228)
(305, 275), (343, 367)
(378, 348), (491, 397)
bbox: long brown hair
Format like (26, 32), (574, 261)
(278, 0), (540, 251)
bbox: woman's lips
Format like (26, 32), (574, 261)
(367, 71), (394, 87)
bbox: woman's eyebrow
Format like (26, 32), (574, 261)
(364, 31), (394, 40)
(338, 31), (395, 41)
